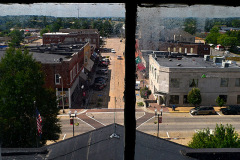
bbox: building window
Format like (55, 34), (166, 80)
(183, 95), (188, 104)
(93, 38), (96, 43)
(169, 95), (179, 104)
(70, 70), (73, 82)
(220, 78), (229, 87)
(168, 47), (171, 52)
(173, 47), (176, 52)
(170, 78), (180, 88)
(179, 47), (182, 53)
(235, 78), (240, 87)
(55, 74), (60, 84)
(190, 48), (193, 53)
(204, 48), (209, 50)
(189, 79), (198, 87)
(237, 95), (240, 104)
(219, 95), (227, 103)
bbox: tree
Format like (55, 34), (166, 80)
(232, 19), (240, 28)
(40, 27), (50, 36)
(205, 27), (220, 45)
(216, 96), (226, 107)
(217, 34), (237, 47)
(187, 87), (202, 107)
(184, 18), (197, 35)
(0, 48), (61, 147)
(188, 124), (240, 148)
(8, 29), (24, 47)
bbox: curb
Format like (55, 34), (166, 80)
(169, 111), (190, 113)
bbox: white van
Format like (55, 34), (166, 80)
(135, 81), (140, 90)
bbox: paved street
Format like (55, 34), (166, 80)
(58, 108), (240, 145)
(57, 38), (240, 146)
(87, 37), (125, 109)
(104, 38), (125, 109)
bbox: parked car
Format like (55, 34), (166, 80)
(117, 55), (122, 60)
(100, 60), (110, 65)
(94, 78), (107, 86)
(190, 106), (216, 115)
(221, 105), (240, 115)
(96, 76), (108, 81)
(93, 84), (105, 91)
(102, 58), (110, 63)
(96, 69), (108, 75)
(111, 49), (116, 53)
(98, 62), (108, 67)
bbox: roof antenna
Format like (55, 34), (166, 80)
(110, 97), (120, 139)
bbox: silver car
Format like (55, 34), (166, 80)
(190, 106), (216, 115)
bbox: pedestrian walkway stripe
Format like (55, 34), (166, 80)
(76, 117), (96, 129)
(86, 114), (106, 126)
(136, 112), (145, 120)
(136, 116), (155, 129)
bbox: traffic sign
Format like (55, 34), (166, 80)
(158, 117), (162, 123)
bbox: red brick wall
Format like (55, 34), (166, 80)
(41, 50), (85, 90)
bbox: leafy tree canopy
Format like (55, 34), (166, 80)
(187, 87), (202, 107)
(188, 124), (240, 148)
(184, 18), (197, 35)
(0, 48), (61, 147)
(205, 27), (221, 45)
(8, 29), (24, 47)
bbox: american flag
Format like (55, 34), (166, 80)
(36, 109), (42, 136)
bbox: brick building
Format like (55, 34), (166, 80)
(26, 42), (95, 108)
(159, 42), (210, 57)
(43, 29), (100, 49)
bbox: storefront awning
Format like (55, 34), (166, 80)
(84, 59), (94, 72)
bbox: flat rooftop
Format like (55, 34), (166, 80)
(154, 55), (240, 68)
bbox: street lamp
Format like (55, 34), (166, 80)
(69, 110), (77, 137)
(59, 76), (65, 113)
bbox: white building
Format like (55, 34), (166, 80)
(149, 54), (240, 106)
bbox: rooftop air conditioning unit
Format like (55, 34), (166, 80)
(204, 55), (210, 61)
(213, 57), (224, 63)
(222, 62), (230, 68)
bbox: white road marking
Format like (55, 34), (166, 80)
(166, 132), (170, 138)
(189, 112), (193, 117)
(78, 109), (87, 115)
(217, 112), (222, 116)
(136, 116), (155, 129)
(76, 117), (96, 129)
(136, 112), (146, 120)
(62, 134), (66, 140)
(86, 114), (106, 126)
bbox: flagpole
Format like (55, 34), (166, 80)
(33, 101), (38, 148)
(34, 101), (39, 148)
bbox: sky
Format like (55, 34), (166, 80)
(137, 4), (240, 18)
(1, 3), (240, 18)
(0, 3), (125, 17)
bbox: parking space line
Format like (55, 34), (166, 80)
(62, 134), (66, 140)
(189, 112), (193, 117)
(217, 112), (222, 116)
(166, 132), (170, 138)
